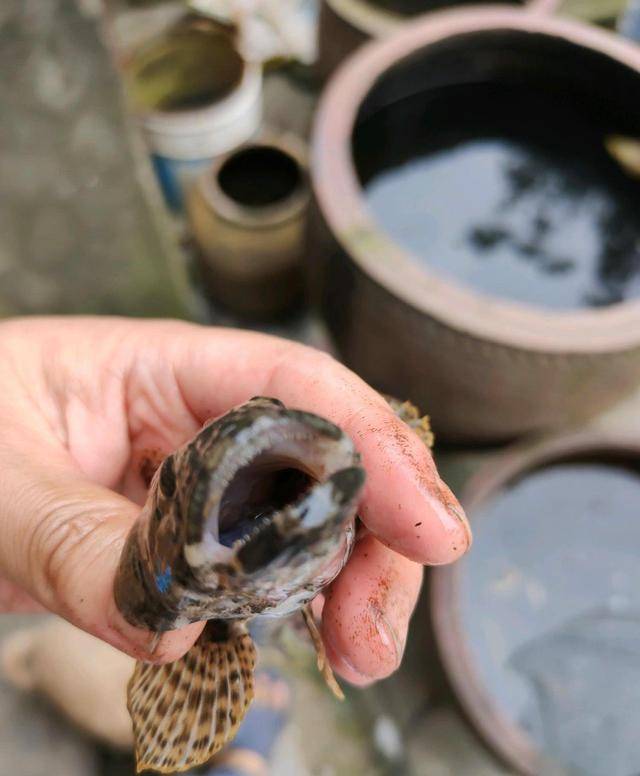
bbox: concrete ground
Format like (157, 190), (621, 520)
(0, 0), (191, 320)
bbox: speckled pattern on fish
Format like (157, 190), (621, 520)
(113, 396), (431, 773)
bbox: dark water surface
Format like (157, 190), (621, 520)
(355, 83), (640, 309)
(458, 461), (640, 775)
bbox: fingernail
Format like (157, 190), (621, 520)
(447, 502), (473, 550)
(323, 627), (377, 683)
(438, 481), (473, 551)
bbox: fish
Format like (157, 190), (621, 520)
(114, 395), (431, 773)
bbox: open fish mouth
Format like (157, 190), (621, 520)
(216, 447), (316, 548)
(200, 417), (363, 557)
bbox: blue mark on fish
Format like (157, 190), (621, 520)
(155, 566), (172, 594)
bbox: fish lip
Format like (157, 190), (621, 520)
(211, 407), (359, 485)
(204, 420), (359, 524)
(210, 425), (318, 492)
(296, 465), (366, 531)
(327, 466), (367, 507)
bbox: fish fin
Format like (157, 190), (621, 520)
(384, 395), (434, 449)
(605, 135), (640, 179)
(301, 604), (344, 701)
(128, 620), (256, 774)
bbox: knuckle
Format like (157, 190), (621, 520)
(27, 492), (102, 610)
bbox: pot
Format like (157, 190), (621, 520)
(317, 0), (559, 79)
(430, 428), (640, 774)
(310, 8), (640, 442)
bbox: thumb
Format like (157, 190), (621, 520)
(0, 444), (203, 663)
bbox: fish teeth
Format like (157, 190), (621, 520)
(231, 512), (276, 551)
(205, 427), (324, 556)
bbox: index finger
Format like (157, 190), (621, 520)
(163, 324), (471, 565)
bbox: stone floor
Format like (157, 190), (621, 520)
(0, 0), (190, 320)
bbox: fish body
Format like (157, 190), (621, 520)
(114, 397), (366, 773)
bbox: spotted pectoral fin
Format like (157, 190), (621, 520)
(384, 395), (434, 449)
(301, 604), (344, 701)
(127, 620), (256, 774)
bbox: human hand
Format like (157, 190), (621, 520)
(0, 317), (471, 685)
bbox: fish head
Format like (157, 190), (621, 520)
(162, 397), (365, 616)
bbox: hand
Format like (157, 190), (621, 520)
(0, 317), (471, 685)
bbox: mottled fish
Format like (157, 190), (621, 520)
(114, 396), (431, 773)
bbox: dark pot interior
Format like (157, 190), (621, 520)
(217, 146), (304, 209)
(352, 29), (640, 310)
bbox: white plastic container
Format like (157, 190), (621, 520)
(126, 19), (263, 210)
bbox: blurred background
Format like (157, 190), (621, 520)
(3, 1), (640, 774)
